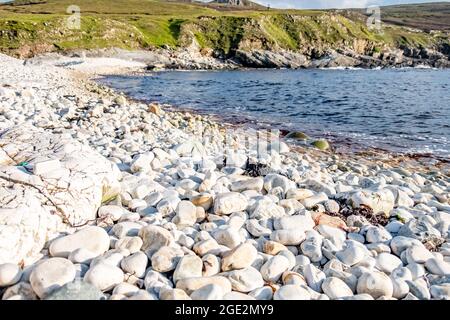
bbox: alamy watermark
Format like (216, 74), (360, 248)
(66, 5), (81, 30)
(366, 5), (382, 33)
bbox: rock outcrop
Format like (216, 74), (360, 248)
(0, 125), (121, 265)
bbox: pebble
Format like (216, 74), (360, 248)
(30, 258), (76, 298)
(176, 276), (232, 295)
(151, 246), (184, 273)
(322, 277), (353, 299)
(49, 226), (110, 258)
(46, 280), (106, 300)
(173, 254), (203, 283)
(214, 192), (248, 215)
(273, 285), (311, 300)
(260, 255), (290, 283)
(120, 252), (148, 278)
(375, 253), (403, 274)
(425, 257), (450, 276)
(190, 283), (223, 300)
(221, 243), (258, 271)
(84, 262), (124, 291)
(225, 266), (265, 292)
(139, 225), (174, 256)
(0, 263), (22, 287)
(356, 271), (393, 299)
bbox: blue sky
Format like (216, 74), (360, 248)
(252, 0), (450, 9)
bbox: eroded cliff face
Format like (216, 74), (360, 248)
(176, 13), (450, 68)
(1, 12), (449, 68)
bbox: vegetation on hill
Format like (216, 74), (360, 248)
(0, 0), (449, 58)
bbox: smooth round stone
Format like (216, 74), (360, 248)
(49, 226), (110, 258)
(115, 237), (143, 253)
(274, 214), (315, 232)
(190, 283), (223, 300)
(357, 271), (393, 299)
(0, 263), (22, 287)
(68, 248), (97, 265)
(202, 254), (221, 277)
(248, 286), (274, 300)
(225, 266), (264, 293)
(30, 258), (76, 298)
(46, 280), (106, 300)
(365, 226), (392, 243)
(425, 258), (450, 276)
(98, 205), (124, 222)
(139, 225), (174, 256)
(159, 288), (192, 300)
(213, 192), (248, 215)
(173, 254), (203, 283)
(84, 262), (124, 291)
(317, 225), (346, 248)
(430, 284), (450, 300)
(120, 252), (148, 278)
(406, 279), (431, 300)
(336, 246), (366, 266)
(322, 277), (354, 299)
(172, 200), (197, 227)
(151, 246), (184, 273)
(273, 285), (311, 300)
(221, 243), (257, 272)
(390, 236), (424, 256)
(223, 291), (256, 300)
(406, 263), (426, 280)
(112, 282), (140, 296)
(304, 264), (326, 292)
(391, 278), (410, 299)
(213, 228), (242, 249)
(127, 290), (157, 300)
(391, 267), (412, 281)
(270, 229), (306, 246)
(260, 255), (290, 283)
(375, 253), (403, 274)
(176, 276), (232, 295)
(1, 282), (38, 300)
(301, 233), (323, 262)
(405, 245), (433, 264)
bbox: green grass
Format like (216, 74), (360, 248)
(0, 0), (449, 58)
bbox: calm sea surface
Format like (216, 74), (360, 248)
(100, 68), (450, 158)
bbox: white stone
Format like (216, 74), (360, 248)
(49, 226), (110, 258)
(176, 276), (232, 295)
(151, 246), (184, 273)
(357, 271), (393, 299)
(214, 192), (248, 215)
(0, 263), (22, 287)
(172, 201), (197, 227)
(139, 225), (174, 256)
(304, 264), (326, 292)
(33, 159), (61, 175)
(173, 254), (203, 283)
(224, 266), (264, 293)
(270, 229), (306, 246)
(375, 253), (403, 274)
(30, 258), (76, 298)
(120, 252), (148, 278)
(274, 285), (311, 300)
(221, 243), (258, 272)
(322, 277), (353, 299)
(84, 262), (124, 292)
(260, 255), (290, 283)
(190, 283), (223, 300)
(425, 257), (450, 276)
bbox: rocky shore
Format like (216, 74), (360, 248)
(0, 52), (449, 300)
(25, 45), (450, 72)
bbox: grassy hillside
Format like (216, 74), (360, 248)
(0, 0), (449, 58)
